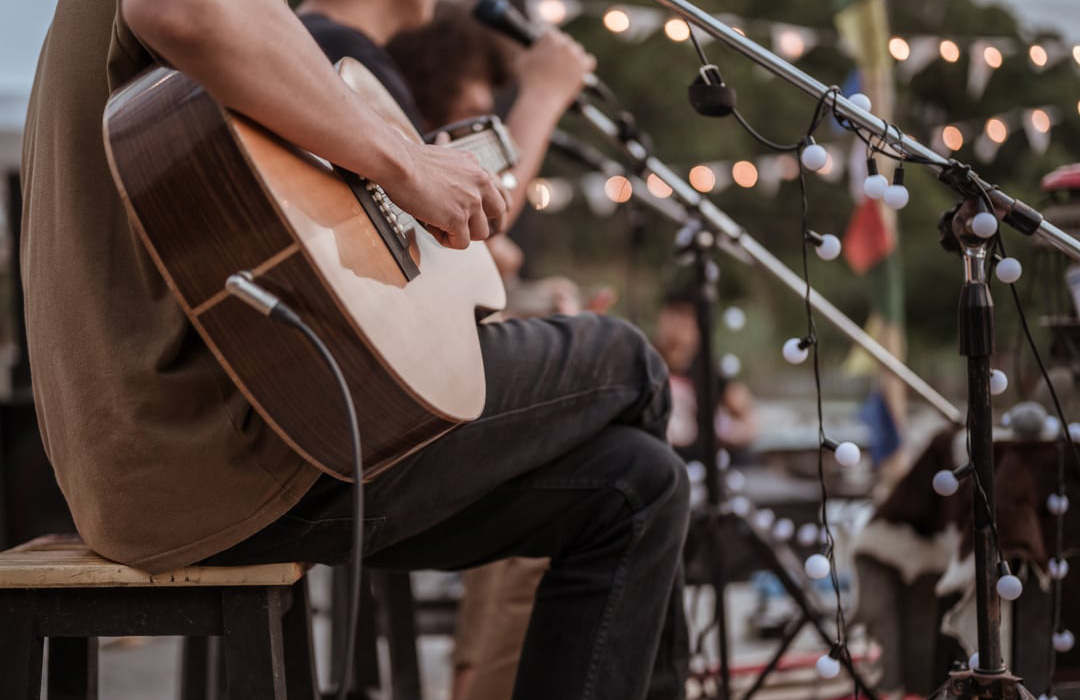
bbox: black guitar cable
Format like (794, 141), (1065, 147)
(226, 272), (364, 700)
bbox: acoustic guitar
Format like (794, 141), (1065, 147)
(103, 58), (517, 480)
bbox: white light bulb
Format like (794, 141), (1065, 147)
(721, 353), (741, 377)
(805, 553), (831, 580)
(773, 518), (795, 542)
(883, 184), (910, 210)
(969, 652), (980, 670)
(816, 234), (842, 261)
(990, 369), (1008, 396)
(995, 258), (1022, 284)
(1069, 423), (1080, 442)
(834, 441), (861, 467)
(801, 144), (829, 171)
(1047, 493), (1070, 516)
(972, 211), (999, 239)
(797, 523), (819, 547)
(933, 469), (960, 497)
(1038, 694), (1049, 700)
(783, 338), (809, 365)
(848, 93), (872, 112)
(1053, 630), (1075, 653)
(685, 460), (706, 485)
(863, 174), (889, 200)
(754, 509), (776, 530)
(723, 306), (747, 331)
(731, 496), (751, 517)
(816, 653), (841, 679)
(997, 573), (1023, 601)
(1048, 557), (1069, 580)
(1046, 415), (1062, 437)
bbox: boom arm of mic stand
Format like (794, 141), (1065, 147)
(574, 102), (965, 426)
(649, 0), (1080, 263)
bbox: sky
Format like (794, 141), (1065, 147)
(975, 0), (1080, 42)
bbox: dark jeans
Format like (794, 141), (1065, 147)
(203, 313), (691, 700)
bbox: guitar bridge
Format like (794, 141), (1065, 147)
(337, 167), (421, 281)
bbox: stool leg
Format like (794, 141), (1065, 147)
(47, 637), (98, 700)
(372, 571), (423, 700)
(180, 637), (226, 700)
(282, 579), (319, 700)
(0, 589), (43, 699)
(222, 587), (287, 700)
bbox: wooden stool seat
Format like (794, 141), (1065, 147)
(0, 534), (305, 588)
(0, 534), (319, 700)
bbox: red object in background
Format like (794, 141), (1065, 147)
(842, 198), (895, 274)
(1041, 163), (1080, 192)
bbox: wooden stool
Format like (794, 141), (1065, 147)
(0, 535), (318, 700)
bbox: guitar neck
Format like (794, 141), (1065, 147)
(447, 129), (517, 175)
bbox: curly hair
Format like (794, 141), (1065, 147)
(386, 1), (513, 128)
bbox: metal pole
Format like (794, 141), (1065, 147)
(574, 105), (964, 425)
(647, 0), (1080, 263)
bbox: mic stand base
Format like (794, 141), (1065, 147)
(929, 669), (1038, 700)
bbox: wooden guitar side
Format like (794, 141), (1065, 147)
(103, 63), (505, 480)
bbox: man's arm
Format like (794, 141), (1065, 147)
(122, 0), (507, 248)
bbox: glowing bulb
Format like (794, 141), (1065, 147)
(646, 173), (673, 199)
(731, 496), (751, 517)
(726, 470), (746, 493)
(984, 46), (1003, 68)
(720, 353), (741, 377)
(997, 574), (1023, 601)
(995, 257), (1022, 284)
(1074, 45), (1080, 65)
(863, 174), (889, 199)
(527, 179), (552, 210)
(848, 93), (872, 112)
(942, 125), (964, 151)
(940, 40), (960, 63)
(604, 175), (632, 204)
(971, 211), (999, 238)
(664, 18), (691, 42)
(834, 441), (861, 467)
(723, 307), (746, 331)
(783, 338), (809, 365)
(536, 0), (568, 24)
(1048, 558), (1069, 580)
(815, 234), (842, 261)
(777, 30), (806, 59)
(805, 554), (831, 580)
(797, 523), (819, 547)
(1047, 493), (1070, 516)
(883, 184), (909, 210)
(801, 144), (828, 171)
(889, 37), (911, 61)
(1070, 422), (1080, 442)
(689, 165), (716, 193)
(933, 470), (960, 497)
(603, 8), (631, 33)
(1031, 109), (1051, 134)
(990, 369), (1008, 396)
(986, 118), (1008, 144)
(732, 160), (758, 188)
(1047, 415), (1062, 437)
(753, 509), (776, 530)
(1029, 44), (1048, 68)
(773, 518), (795, 542)
(1054, 630), (1076, 653)
(816, 654), (841, 679)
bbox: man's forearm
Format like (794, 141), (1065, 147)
(503, 86), (565, 225)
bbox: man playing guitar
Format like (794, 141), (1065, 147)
(21, 1), (690, 698)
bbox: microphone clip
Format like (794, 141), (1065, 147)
(689, 64), (736, 119)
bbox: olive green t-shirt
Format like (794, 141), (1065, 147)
(21, 0), (321, 573)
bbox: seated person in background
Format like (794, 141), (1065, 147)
(653, 286), (759, 462)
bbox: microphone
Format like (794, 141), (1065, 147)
(472, 0), (607, 98)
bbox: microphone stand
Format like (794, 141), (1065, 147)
(638, 3), (1071, 697)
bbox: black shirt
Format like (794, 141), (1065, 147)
(300, 13), (426, 131)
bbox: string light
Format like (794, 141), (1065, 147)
(940, 40), (961, 63)
(800, 142), (829, 171)
(942, 125), (965, 151)
(995, 258), (1023, 284)
(732, 160), (758, 188)
(990, 369), (1009, 396)
(888, 37), (911, 61)
(664, 18), (690, 42)
(689, 165), (716, 193)
(776, 29), (806, 59)
(602, 8), (630, 33)
(1074, 45), (1080, 65)
(1031, 109), (1052, 134)
(603, 175), (632, 203)
(984, 46), (1003, 68)
(804, 553), (831, 580)
(646, 173), (673, 198)
(535, 0), (568, 24)
(1029, 44), (1048, 68)
(985, 118), (1009, 144)
(527, 179), (553, 210)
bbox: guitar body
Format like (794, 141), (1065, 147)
(103, 60), (506, 480)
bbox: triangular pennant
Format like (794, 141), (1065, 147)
(897, 36), (940, 80)
(967, 40), (997, 100)
(580, 172), (617, 217)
